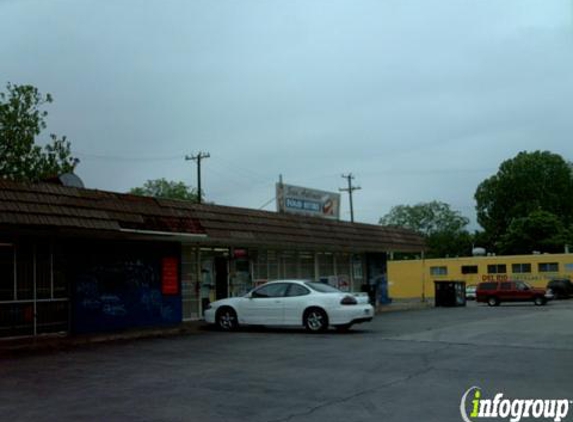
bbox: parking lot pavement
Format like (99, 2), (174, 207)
(1, 300), (572, 422)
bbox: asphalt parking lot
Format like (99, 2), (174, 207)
(1, 300), (572, 422)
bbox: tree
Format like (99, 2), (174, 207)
(379, 201), (472, 258)
(130, 178), (201, 202)
(497, 210), (571, 255)
(0, 83), (78, 181)
(475, 151), (573, 241)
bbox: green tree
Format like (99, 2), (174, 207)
(0, 83), (78, 181)
(475, 151), (573, 241)
(379, 201), (471, 258)
(130, 178), (201, 202)
(497, 210), (571, 255)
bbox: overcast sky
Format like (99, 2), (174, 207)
(2, 0), (572, 227)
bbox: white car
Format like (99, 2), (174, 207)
(204, 280), (374, 332)
(466, 285), (477, 300)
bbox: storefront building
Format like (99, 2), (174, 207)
(388, 253), (573, 300)
(0, 180), (424, 338)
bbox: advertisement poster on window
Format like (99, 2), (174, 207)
(161, 257), (179, 295)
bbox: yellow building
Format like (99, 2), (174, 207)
(388, 253), (573, 300)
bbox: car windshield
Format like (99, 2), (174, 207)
(305, 282), (341, 293)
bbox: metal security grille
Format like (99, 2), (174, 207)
(0, 241), (69, 338)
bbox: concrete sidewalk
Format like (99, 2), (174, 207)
(0, 321), (206, 358)
(376, 298), (434, 313)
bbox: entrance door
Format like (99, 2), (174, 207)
(214, 256), (229, 300)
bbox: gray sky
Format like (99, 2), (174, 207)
(2, 0), (573, 227)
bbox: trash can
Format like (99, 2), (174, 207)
(434, 280), (466, 307)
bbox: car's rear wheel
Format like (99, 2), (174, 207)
(534, 296), (547, 306)
(304, 308), (328, 333)
(216, 307), (238, 331)
(487, 296), (499, 307)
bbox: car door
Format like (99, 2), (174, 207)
(240, 283), (289, 325)
(514, 281), (533, 302)
(499, 282), (515, 302)
(282, 283), (312, 325)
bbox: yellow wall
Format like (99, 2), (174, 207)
(388, 253), (573, 299)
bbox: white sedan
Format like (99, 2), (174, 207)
(204, 280), (374, 332)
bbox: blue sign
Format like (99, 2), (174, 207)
(285, 198), (321, 212)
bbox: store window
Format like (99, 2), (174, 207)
(317, 253), (334, 279)
(36, 243), (52, 299)
(461, 265), (478, 274)
(512, 263), (531, 274)
(253, 250), (268, 281)
(487, 264), (506, 274)
(565, 263), (573, 272)
(282, 251), (298, 279)
(0, 244), (14, 301)
(267, 250), (279, 280)
(430, 266), (447, 276)
(299, 252), (315, 280)
(16, 243), (34, 300)
(539, 262), (559, 273)
(335, 254), (351, 291)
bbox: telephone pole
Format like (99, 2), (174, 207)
(340, 173), (361, 223)
(185, 152), (210, 204)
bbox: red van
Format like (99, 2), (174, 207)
(476, 280), (547, 306)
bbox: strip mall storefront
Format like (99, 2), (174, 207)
(180, 247), (383, 321)
(0, 180), (424, 338)
(0, 237), (182, 338)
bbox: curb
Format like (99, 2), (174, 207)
(376, 301), (434, 314)
(0, 321), (207, 358)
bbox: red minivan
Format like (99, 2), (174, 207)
(476, 280), (547, 306)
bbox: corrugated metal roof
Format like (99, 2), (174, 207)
(0, 180), (424, 252)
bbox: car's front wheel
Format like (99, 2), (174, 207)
(534, 296), (547, 306)
(487, 296), (499, 307)
(304, 308), (328, 333)
(216, 307), (238, 331)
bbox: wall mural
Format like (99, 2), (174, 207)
(72, 247), (181, 334)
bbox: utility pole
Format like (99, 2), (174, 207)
(340, 173), (361, 223)
(185, 152), (210, 204)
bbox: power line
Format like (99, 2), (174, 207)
(339, 173), (361, 223)
(75, 152), (186, 162)
(185, 152), (210, 204)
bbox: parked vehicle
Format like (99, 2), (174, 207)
(476, 280), (547, 306)
(204, 280), (374, 332)
(546, 279), (573, 299)
(465, 285), (477, 300)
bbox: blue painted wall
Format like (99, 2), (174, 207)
(69, 241), (181, 334)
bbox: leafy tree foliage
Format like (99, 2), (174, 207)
(475, 151), (573, 241)
(379, 201), (471, 257)
(497, 210), (571, 255)
(130, 178), (201, 202)
(0, 83), (78, 181)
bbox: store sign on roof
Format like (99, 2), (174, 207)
(276, 183), (340, 220)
